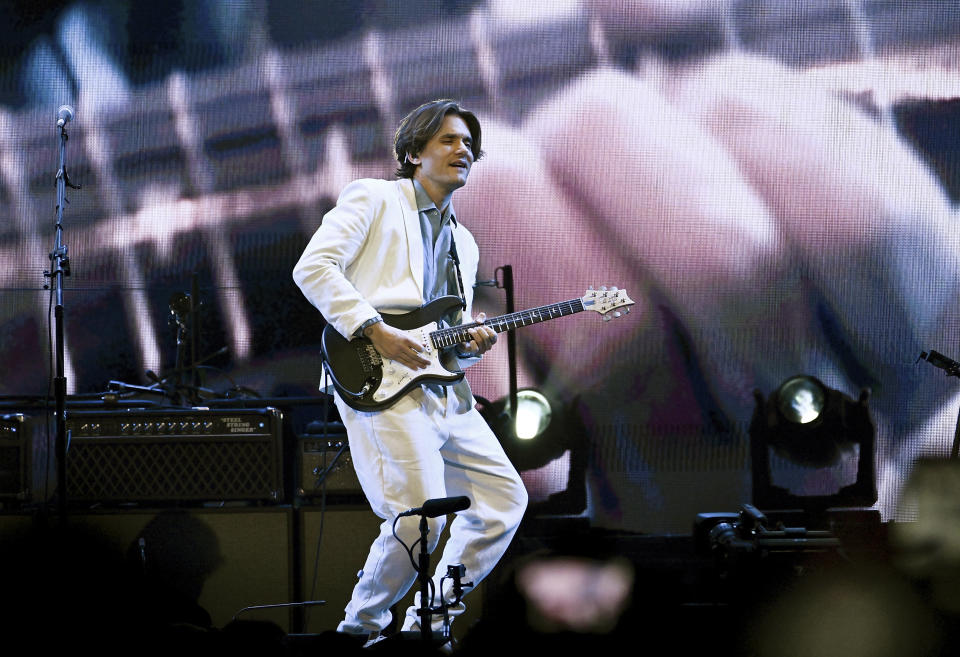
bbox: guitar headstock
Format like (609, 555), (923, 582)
(581, 286), (634, 321)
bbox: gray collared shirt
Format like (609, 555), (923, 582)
(413, 180), (473, 402)
(413, 180), (463, 324)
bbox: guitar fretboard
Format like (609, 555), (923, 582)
(431, 298), (585, 349)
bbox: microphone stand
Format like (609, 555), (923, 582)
(171, 303), (188, 404)
(190, 273), (200, 401)
(413, 515), (456, 646)
(417, 514), (434, 642)
(413, 523), (468, 647)
(46, 115), (80, 524)
(394, 501), (470, 647)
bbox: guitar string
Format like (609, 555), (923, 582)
(430, 298), (586, 348)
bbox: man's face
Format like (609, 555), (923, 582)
(410, 113), (474, 200)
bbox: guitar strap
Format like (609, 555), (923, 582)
(448, 234), (468, 312)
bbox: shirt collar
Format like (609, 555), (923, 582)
(412, 179), (458, 227)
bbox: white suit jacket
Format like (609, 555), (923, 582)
(293, 177), (481, 345)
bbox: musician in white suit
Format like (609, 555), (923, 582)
(293, 100), (528, 647)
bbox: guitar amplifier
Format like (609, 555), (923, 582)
(297, 422), (364, 499)
(64, 407), (283, 505)
(0, 414), (30, 503)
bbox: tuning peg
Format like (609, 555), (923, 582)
(603, 314), (612, 322)
(601, 286), (608, 291)
(611, 286), (618, 291)
(624, 308), (631, 314)
(614, 312), (621, 318)
(588, 285), (595, 290)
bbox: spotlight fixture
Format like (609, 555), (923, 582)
(478, 388), (567, 471)
(477, 389), (587, 515)
(749, 375), (877, 511)
(512, 389), (553, 441)
(775, 375), (826, 425)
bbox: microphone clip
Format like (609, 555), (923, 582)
(446, 563), (472, 605)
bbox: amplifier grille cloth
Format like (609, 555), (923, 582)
(67, 438), (277, 501)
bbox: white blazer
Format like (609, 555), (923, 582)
(293, 177), (481, 342)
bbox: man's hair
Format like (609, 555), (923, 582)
(394, 99), (484, 179)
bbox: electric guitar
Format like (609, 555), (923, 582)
(320, 287), (634, 411)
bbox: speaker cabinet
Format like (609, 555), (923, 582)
(298, 505), (382, 632)
(59, 507), (294, 630)
(0, 414), (29, 503)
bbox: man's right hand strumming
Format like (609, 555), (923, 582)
(365, 321), (430, 370)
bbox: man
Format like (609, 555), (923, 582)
(293, 99), (528, 646)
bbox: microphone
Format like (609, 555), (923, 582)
(919, 350), (960, 376)
(56, 105), (74, 128)
(398, 496), (471, 518)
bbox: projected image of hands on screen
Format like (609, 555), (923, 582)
(0, 0), (958, 533)
(456, 1), (960, 529)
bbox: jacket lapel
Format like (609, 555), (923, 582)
(396, 178), (425, 300)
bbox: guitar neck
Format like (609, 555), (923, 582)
(432, 299), (585, 348)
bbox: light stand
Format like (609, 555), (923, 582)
(45, 106), (80, 523)
(476, 266), (517, 423)
(495, 265), (518, 419)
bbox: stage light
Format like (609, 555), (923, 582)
(775, 375), (826, 425)
(749, 375), (877, 512)
(513, 389), (552, 440)
(477, 388), (565, 467)
(476, 389), (587, 515)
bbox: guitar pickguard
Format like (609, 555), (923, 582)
(368, 324), (461, 405)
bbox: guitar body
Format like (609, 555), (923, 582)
(321, 296), (466, 412)
(320, 287), (633, 412)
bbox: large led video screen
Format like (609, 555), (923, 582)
(1, 0), (958, 532)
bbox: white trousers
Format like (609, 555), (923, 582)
(334, 385), (528, 635)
